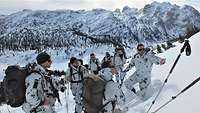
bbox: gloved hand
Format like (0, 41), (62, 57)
(160, 58), (166, 65)
(115, 105), (128, 113)
(43, 97), (49, 106)
(122, 69), (128, 73)
(60, 87), (66, 92)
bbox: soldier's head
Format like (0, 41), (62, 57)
(105, 52), (110, 57)
(101, 61), (112, 69)
(36, 52), (52, 69)
(90, 53), (96, 60)
(109, 65), (118, 75)
(100, 65), (117, 81)
(70, 57), (79, 68)
(137, 43), (145, 56)
(115, 48), (123, 55)
(77, 59), (83, 66)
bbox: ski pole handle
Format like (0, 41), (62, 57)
(180, 40), (191, 56)
(180, 40), (188, 53)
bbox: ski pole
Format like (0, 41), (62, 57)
(146, 40), (191, 113)
(65, 82), (69, 113)
(120, 71), (126, 87)
(151, 76), (200, 113)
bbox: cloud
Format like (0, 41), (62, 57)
(0, 0), (28, 14)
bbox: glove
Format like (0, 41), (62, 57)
(60, 87), (66, 92)
(160, 58), (166, 65)
(122, 69), (128, 73)
(115, 105), (128, 113)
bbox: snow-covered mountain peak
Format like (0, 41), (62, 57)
(0, 2), (199, 54)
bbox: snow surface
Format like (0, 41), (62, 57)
(0, 32), (200, 113)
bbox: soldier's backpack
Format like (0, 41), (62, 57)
(3, 63), (37, 107)
(82, 74), (106, 113)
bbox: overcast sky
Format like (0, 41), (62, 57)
(0, 0), (200, 15)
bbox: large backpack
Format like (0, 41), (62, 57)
(3, 63), (37, 107)
(83, 74), (106, 113)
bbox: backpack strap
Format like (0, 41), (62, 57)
(29, 70), (43, 77)
(102, 57), (106, 63)
(29, 70), (44, 89)
(98, 100), (116, 113)
(95, 59), (101, 71)
(90, 59), (100, 71)
(78, 66), (84, 81)
(69, 66), (84, 83)
(70, 67), (73, 82)
(95, 59), (98, 66)
(100, 80), (115, 112)
(113, 53), (116, 66)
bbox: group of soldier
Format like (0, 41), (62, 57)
(22, 43), (166, 113)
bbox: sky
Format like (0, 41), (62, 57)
(0, 0), (200, 15)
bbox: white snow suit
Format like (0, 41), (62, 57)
(88, 58), (101, 74)
(124, 50), (163, 99)
(100, 68), (126, 113)
(44, 75), (66, 112)
(22, 64), (55, 113)
(113, 53), (126, 84)
(65, 65), (89, 113)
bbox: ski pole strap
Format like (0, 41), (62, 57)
(180, 40), (191, 56)
(170, 40), (191, 75)
(152, 76), (200, 113)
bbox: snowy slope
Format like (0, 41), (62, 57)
(149, 32), (200, 113)
(126, 31), (200, 113)
(0, 32), (200, 113)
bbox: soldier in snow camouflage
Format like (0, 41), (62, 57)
(124, 44), (165, 99)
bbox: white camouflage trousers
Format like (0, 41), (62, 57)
(124, 72), (151, 99)
(115, 66), (126, 85)
(70, 83), (83, 113)
(22, 103), (55, 113)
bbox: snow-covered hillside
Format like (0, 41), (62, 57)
(0, 32), (200, 113)
(0, 2), (200, 53)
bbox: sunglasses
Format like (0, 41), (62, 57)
(48, 59), (52, 62)
(138, 48), (144, 51)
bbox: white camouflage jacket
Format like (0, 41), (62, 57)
(100, 68), (125, 112)
(65, 65), (89, 82)
(23, 64), (49, 111)
(124, 50), (163, 77)
(113, 54), (126, 68)
(88, 58), (101, 71)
